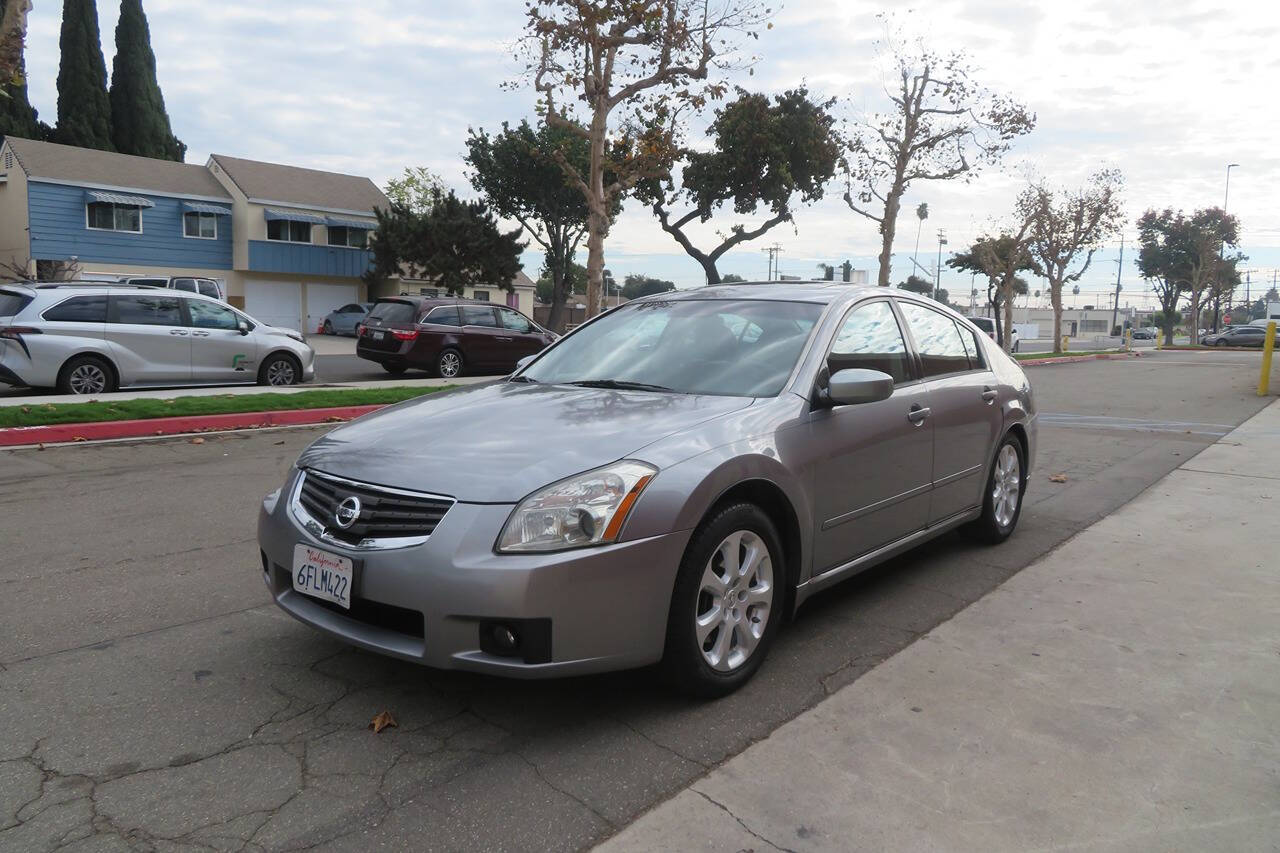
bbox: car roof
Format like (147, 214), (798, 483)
(634, 282), (884, 306)
(376, 295), (506, 309)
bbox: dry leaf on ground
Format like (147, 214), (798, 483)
(189, 437), (205, 445)
(369, 710), (397, 734)
(1048, 473), (1068, 483)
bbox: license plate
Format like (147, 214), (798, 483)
(292, 544), (353, 609)
(370, 330), (385, 340)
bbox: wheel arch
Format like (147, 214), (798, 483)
(705, 478), (804, 619)
(58, 350), (120, 386)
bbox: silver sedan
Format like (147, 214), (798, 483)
(258, 283), (1036, 697)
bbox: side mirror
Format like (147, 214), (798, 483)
(515, 355), (535, 371)
(237, 320), (249, 336)
(823, 368), (894, 407)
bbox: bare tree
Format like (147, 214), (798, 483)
(521, 0), (768, 316)
(844, 36), (1035, 288)
(0, 0), (31, 88)
(1020, 169), (1124, 353)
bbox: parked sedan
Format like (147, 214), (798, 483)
(0, 283), (314, 393)
(1202, 326), (1268, 347)
(355, 296), (555, 377)
(322, 302), (373, 336)
(259, 283), (1036, 696)
(1130, 328), (1156, 340)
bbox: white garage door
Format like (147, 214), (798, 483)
(245, 280), (302, 332)
(306, 283), (358, 334)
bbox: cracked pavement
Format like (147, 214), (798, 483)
(0, 351), (1271, 852)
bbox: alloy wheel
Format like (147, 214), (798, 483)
(992, 444), (1021, 528)
(696, 530), (774, 672)
(266, 359), (296, 386)
(68, 363), (108, 395)
(439, 352), (461, 378)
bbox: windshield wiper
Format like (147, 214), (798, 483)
(566, 379), (676, 393)
(507, 375), (538, 383)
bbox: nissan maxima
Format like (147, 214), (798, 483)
(258, 283), (1036, 696)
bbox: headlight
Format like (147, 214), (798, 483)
(497, 461), (657, 553)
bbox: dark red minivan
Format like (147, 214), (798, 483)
(355, 297), (556, 378)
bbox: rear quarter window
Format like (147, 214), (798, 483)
(0, 291), (33, 316)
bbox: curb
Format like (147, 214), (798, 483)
(1019, 352), (1140, 367)
(0, 404), (386, 448)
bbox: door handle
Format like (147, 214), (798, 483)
(981, 386), (998, 403)
(169, 329), (189, 336)
(907, 404), (931, 424)
(495, 336), (513, 342)
(191, 331), (210, 337)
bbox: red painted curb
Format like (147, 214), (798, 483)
(0, 404), (387, 448)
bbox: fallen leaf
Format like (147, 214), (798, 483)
(1048, 473), (1068, 483)
(189, 437), (205, 445)
(273, 440), (286, 445)
(324, 416), (347, 423)
(20, 406), (30, 413)
(72, 436), (87, 442)
(369, 710), (397, 734)
(37, 443), (45, 451)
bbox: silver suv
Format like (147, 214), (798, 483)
(120, 275), (226, 301)
(0, 283), (315, 394)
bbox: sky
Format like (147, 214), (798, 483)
(19, 0), (1280, 310)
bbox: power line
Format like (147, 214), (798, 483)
(762, 244), (784, 281)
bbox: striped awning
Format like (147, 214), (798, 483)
(85, 190), (154, 208)
(183, 201), (233, 216)
(325, 216), (374, 230)
(264, 208), (325, 224)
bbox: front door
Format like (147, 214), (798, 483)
(187, 298), (258, 382)
(808, 299), (933, 572)
(897, 301), (1005, 523)
(105, 294), (192, 384)
(496, 307), (547, 369)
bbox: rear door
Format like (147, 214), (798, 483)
(459, 304), (504, 369)
(359, 299), (418, 353)
(898, 301), (1004, 524)
(187, 298), (257, 382)
(495, 307), (547, 368)
(106, 294), (192, 384)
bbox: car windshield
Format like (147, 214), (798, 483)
(519, 298), (823, 397)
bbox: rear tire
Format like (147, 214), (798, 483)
(382, 364), (408, 376)
(436, 349), (463, 379)
(323, 320), (334, 335)
(258, 353), (301, 386)
(57, 355), (117, 396)
(961, 434), (1025, 545)
(1215, 339), (1228, 347)
(661, 502), (784, 699)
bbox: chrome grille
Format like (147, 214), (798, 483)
(292, 469), (453, 549)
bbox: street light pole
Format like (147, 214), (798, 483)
(933, 230), (947, 301)
(1111, 236), (1124, 337)
(1216, 163), (1240, 332)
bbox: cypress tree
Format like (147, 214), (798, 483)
(0, 0), (42, 140)
(109, 0), (184, 160)
(54, 0), (113, 151)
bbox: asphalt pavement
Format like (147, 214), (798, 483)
(0, 350), (1274, 851)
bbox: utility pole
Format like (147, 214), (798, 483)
(762, 244), (784, 281)
(933, 230), (947, 301)
(1111, 236), (1124, 337)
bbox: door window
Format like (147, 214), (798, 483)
(197, 281), (222, 299)
(958, 327), (986, 369)
(461, 305), (498, 327)
(423, 306), (462, 326)
(188, 300), (241, 330)
(110, 295), (184, 325)
(498, 308), (533, 333)
(828, 301), (912, 384)
(898, 302), (971, 377)
(43, 295), (108, 323)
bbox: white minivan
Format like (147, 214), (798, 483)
(121, 276), (226, 302)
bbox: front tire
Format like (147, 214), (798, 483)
(58, 355), (117, 395)
(1215, 339), (1228, 347)
(322, 320), (334, 335)
(961, 434), (1025, 544)
(258, 353), (300, 387)
(661, 503), (784, 698)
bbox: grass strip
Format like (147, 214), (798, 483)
(0, 385), (452, 429)
(1014, 349), (1128, 361)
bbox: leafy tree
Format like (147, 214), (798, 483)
(1020, 169), (1124, 353)
(383, 167), (447, 214)
(621, 274), (675, 300)
(0, 0), (31, 92)
(815, 263), (834, 280)
(844, 33), (1034, 287)
(55, 0), (113, 150)
(522, 0), (768, 316)
(365, 191), (525, 296)
(1181, 207), (1241, 344)
(897, 274), (932, 294)
(911, 202), (928, 270)
(109, 0), (184, 160)
(467, 120), (606, 332)
(948, 230), (1034, 352)
(641, 87), (840, 284)
(536, 260), (587, 303)
(1136, 209), (1192, 346)
(720, 273), (746, 283)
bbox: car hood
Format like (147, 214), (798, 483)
(296, 382), (754, 503)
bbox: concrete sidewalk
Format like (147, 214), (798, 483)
(599, 400), (1280, 852)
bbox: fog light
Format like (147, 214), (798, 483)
(492, 624), (519, 651)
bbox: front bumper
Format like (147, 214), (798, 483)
(257, 468), (691, 677)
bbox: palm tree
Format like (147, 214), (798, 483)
(912, 203), (929, 276)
